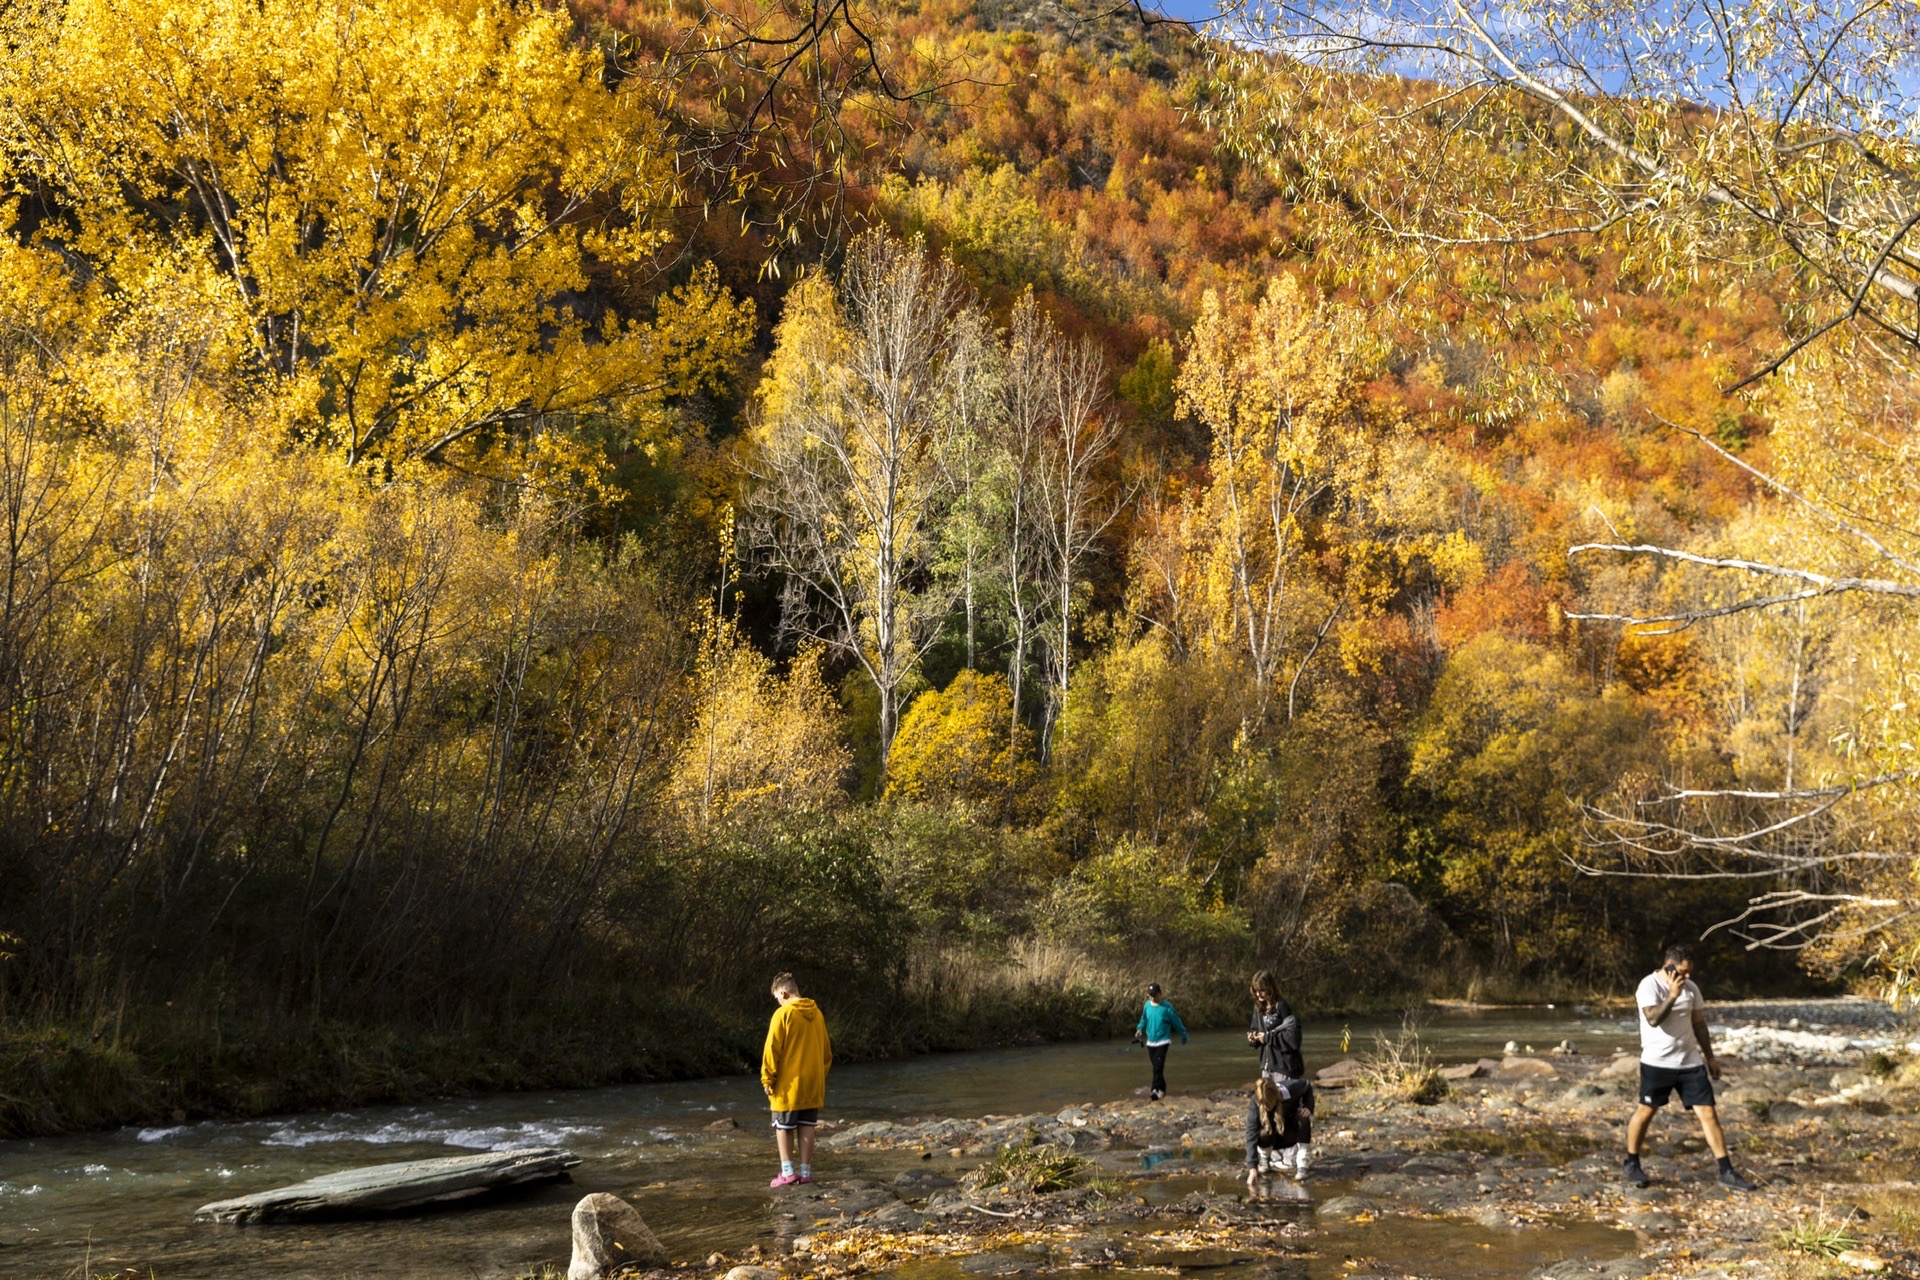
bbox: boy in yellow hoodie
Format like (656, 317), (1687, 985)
(762, 972), (832, 1187)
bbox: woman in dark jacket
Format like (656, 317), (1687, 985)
(1247, 969), (1304, 1080)
(1246, 968), (1312, 1178)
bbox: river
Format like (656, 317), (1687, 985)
(0, 1007), (1633, 1280)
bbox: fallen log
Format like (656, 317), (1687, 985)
(194, 1146), (582, 1223)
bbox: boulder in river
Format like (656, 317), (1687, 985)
(569, 1192), (668, 1280)
(194, 1147), (581, 1223)
(1495, 1055), (1559, 1079)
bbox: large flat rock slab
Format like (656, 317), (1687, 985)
(195, 1146), (581, 1223)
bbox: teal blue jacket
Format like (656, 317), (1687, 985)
(1136, 1000), (1189, 1045)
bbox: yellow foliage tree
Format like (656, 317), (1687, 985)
(0, 0), (751, 488)
(673, 627), (851, 825)
(1150, 275), (1395, 718)
(885, 671), (1038, 811)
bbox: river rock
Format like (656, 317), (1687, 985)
(1602, 1055), (1639, 1078)
(833, 1121), (897, 1143)
(958, 1252), (1038, 1276)
(1356, 1172), (1419, 1198)
(1316, 1058), (1365, 1084)
(1140, 1247), (1261, 1269)
(724, 1269), (779, 1280)
(1316, 1195), (1377, 1220)
(863, 1202), (926, 1232)
(1532, 1259), (1652, 1279)
(1496, 1056), (1559, 1079)
(194, 1147), (581, 1222)
(893, 1169), (957, 1197)
(569, 1193), (667, 1280)
(1440, 1061), (1488, 1081)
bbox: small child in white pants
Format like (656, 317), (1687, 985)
(1245, 1075), (1313, 1182)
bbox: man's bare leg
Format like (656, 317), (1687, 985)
(1693, 1105), (1729, 1159)
(1626, 1104), (1657, 1156)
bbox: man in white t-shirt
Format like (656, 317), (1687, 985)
(1622, 945), (1755, 1190)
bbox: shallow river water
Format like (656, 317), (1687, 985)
(0, 1008), (1639, 1280)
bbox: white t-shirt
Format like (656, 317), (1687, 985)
(1636, 971), (1705, 1068)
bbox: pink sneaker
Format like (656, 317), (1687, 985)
(797, 1173), (813, 1184)
(769, 1172), (803, 1188)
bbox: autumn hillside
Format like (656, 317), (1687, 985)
(0, 0), (1840, 1138)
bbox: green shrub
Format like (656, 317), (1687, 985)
(1774, 1218), (1863, 1258)
(1045, 838), (1248, 959)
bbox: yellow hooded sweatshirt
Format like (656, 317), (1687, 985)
(761, 997), (832, 1111)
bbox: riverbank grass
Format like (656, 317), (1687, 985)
(966, 1141), (1093, 1194)
(1357, 1019), (1448, 1105)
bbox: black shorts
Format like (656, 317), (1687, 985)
(1639, 1063), (1714, 1111)
(771, 1108), (820, 1130)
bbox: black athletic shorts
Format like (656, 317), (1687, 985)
(771, 1108), (820, 1130)
(1638, 1063), (1714, 1110)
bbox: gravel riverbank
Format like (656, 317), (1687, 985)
(651, 1030), (1920, 1280)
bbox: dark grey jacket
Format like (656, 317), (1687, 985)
(1250, 1000), (1303, 1079)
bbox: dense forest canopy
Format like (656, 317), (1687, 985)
(0, 0), (1913, 1136)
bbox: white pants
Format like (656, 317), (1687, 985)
(1259, 1145), (1311, 1176)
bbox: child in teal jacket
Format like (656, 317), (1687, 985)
(1133, 982), (1189, 1100)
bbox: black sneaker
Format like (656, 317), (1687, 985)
(1623, 1157), (1650, 1188)
(1717, 1167), (1756, 1191)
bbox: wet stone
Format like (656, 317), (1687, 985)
(1355, 1172), (1419, 1198)
(862, 1202), (925, 1231)
(958, 1253), (1040, 1277)
(1140, 1248), (1263, 1269)
(893, 1169), (957, 1197)
(1315, 1195), (1378, 1220)
(1531, 1258), (1653, 1280)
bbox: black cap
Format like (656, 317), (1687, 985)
(1146, 982), (1162, 996)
